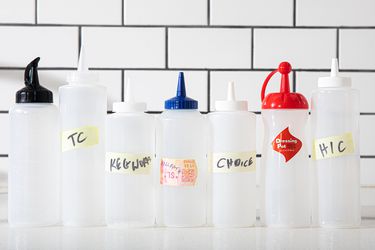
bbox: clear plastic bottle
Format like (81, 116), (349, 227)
(9, 58), (60, 226)
(156, 72), (208, 227)
(106, 80), (155, 227)
(209, 81), (256, 227)
(59, 46), (107, 226)
(260, 62), (311, 227)
(311, 59), (360, 228)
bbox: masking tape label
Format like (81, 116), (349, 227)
(62, 126), (99, 152)
(313, 132), (355, 160)
(106, 152), (152, 174)
(211, 151), (256, 173)
(160, 158), (198, 186)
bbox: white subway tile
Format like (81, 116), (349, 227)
(0, 0), (34, 24)
(360, 116), (375, 156)
(361, 159), (375, 186)
(210, 0), (293, 26)
(0, 70), (121, 111)
(0, 27), (78, 67)
(83, 27), (165, 68)
(340, 30), (375, 70)
(38, 0), (121, 25)
(124, 71), (207, 112)
(297, 72), (375, 113)
(361, 187), (375, 206)
(168, 28), (251, 69)
(0, 158), (8, 190)
(124, 0), (207, 25)
(0, 114), (9, 155)
(297, 0), (375, 26)
(254, 29), (336, 69)
(210, 71), (293, 112)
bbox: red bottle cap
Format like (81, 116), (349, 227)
(261, 62), (308, 110)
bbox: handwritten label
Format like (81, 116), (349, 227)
(272, 127), (302, 163)
(105, 152), (152, 174)
(211, 151), (256, 173)
(160, 158), (197, 186)
(62, 126), (99, 152)
(313, 132), (355, 160)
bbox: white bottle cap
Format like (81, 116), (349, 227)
(318, 58), (351, 88)
(67, 44), (99, 84)
(112, 78), (147, 113)
(215, 81), (248, 111)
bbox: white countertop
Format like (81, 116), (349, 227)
(1, 220), (375, 250)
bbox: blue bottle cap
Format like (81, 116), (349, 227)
(164, 72), (198, 110)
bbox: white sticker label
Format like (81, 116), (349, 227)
(62, 126), (99, 152)
(106, 152), (153, 174)
(211, 151), (256, 173)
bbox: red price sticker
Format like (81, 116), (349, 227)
(160, 158), (198, 186)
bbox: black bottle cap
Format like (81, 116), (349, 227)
(16, 57), (53, 103)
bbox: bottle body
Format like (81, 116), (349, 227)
(156, 110), (208, 227)
(261, 109), (311, 227)
(9, 104), (60, 226)
(59, 84), (106, 226)
(106, 112), (155, 227)
(209, 111), (256, 227)
(311, 87), (360, 228)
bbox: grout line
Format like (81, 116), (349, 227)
(78, 26), (82, 51)
(293, 0), (296, 26)
(0, 111), (9, 114)
(251, 28), (254, 69)
(336, 28), (340, 59)
(3, 67), (374, 72)
(292, 71), (296, 92)
(121, 0), (124, 26)
(2, 23), (375, 29)
(361, 156), (375, 159)
(165, 28), (169, 69)
(0, 155), (8, 157)
(35, 0), (38, 24)
(207, 0), (210, 25)
(121, 70), (125, 102)
(207, 70), (211, 112)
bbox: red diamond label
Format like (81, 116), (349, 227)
(272, 127), (302, 163)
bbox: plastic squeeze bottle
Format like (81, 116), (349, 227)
(260, 62), (311, 227)
(9, 58), (60, 226)
(311, 59), (360, 228)
(156, 72), (208, 227)
(106, 80), (155, 227)
(209, 81), (257, 227)
(59, 46), (107, 226)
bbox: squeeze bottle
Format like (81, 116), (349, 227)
(59, 46), (107, 226)
(106, 80), (155, 227)
(156, 72), (208, 227)
(260, 62), (311, 227)
(311, 59), (360, 228)
(9, 58), (60, 226)
(209, 81), (256, 227)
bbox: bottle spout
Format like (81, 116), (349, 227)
(278, 62), (292, 93)
(227, 81), (235, 101)
(125, 78), (135, 103)
(24, 57), (40, 87)
(77, 44), (88, 72)
(176, 72), (187, 97)
(330, 58), (339, 77)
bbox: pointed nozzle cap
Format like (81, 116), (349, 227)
(318, 58), (351, 88)
(16, 57), (53, 103)
(164, 72), (198, 110)
(215, 81), (248, 111)
(67, 44), (99, 84)
(112, 78), (147, 112)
